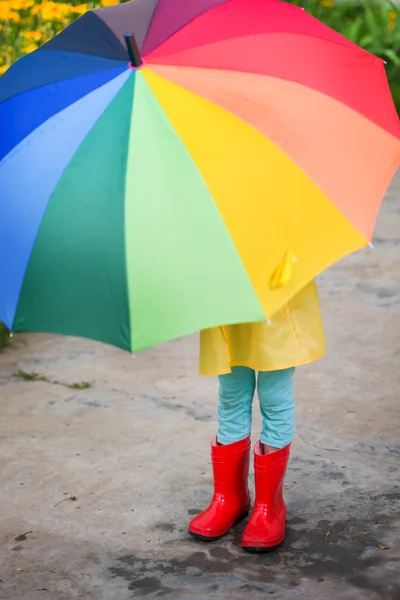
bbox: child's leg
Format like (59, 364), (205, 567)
(188, 367), (254, 540)
(241, 368), (295, 552)
(257, 367), (295, 451)
(217, 366), (256, 445)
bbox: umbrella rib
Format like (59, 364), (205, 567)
(142, 67), (392, 243)
(146, 63), (400, 141)
(141, 0), (230, 55)
(0, 58), (127, 110)
(145, 30), (379, 65)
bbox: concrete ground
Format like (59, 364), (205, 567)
(0, 174), (399, 600)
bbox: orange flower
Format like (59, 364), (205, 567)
(23, 30), (42, 42)
(388, 10), (397, 32)
(32, 2), (72, 22)
(0, 4), (20, 22)
(23, 43), (39, 55)
(72, 4), (89, 16)
(8, 0), (35, 9)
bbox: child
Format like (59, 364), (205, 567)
(188, 280), (325, 552)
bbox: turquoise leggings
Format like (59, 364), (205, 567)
(217, 367), (295, 448)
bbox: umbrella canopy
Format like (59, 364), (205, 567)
(0, 0), (399, 352)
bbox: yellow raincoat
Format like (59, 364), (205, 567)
(200, 281), (325, 376)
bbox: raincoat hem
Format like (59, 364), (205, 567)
(199, 348), (326, 377)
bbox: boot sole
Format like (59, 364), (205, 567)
(188, 510), (250, 542)
(242, 539), (284, 553)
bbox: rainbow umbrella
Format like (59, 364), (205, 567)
(0, 0), (399, 352)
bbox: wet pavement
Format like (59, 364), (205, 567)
(0, 172), (399, 600)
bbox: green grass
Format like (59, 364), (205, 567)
(0, 322), (10, 350)
(13, 369), (51, 383)
(13, 369), (93, 389)
(67, 381), (92, 390)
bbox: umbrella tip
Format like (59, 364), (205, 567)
(124, 30), (143, 69)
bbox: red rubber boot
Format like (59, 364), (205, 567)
(188, 436), (251, 540)
(242, 443), (291, 552)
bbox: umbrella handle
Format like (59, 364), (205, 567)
(124, 31), (142, 69)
